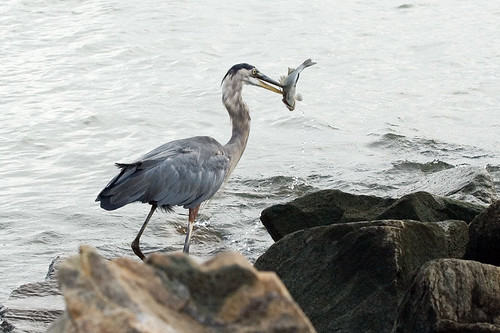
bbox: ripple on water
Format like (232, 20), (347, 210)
(368, 133), (494, 161)
(390, 159), (455, 174)
(1, 0), (500, 304)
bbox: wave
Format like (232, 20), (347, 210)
(390, 159), (454, 173)
(368, 133), (493, 160)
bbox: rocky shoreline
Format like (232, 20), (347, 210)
(255, 195), (499, 332)
(1, 166), (499, 332)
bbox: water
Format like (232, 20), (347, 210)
(1, 0), (499, 302)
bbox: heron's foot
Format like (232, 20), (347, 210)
(131, 239), (146, 261)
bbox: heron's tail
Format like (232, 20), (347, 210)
(95, 162), (147, 210)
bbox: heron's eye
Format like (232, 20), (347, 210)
(251, 68), (257, 75)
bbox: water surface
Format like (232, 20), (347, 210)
(1, 0), (499, 301)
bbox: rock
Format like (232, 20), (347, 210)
(397, 166), (497, 205)
(393, 259), (500, 333)
(254, 220), (450, 333)
(0, 257), (65, 333)
(464, 200), (500, 266)
(48, 246), (316, 333)
(260, 189), (395, 241)
(378, 191), (484, 223)
(434, 220), (469, 258)
(261, 190), (484, 241)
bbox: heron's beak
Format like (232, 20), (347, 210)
(254, 72), (283, 94)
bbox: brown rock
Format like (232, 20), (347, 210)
(393, 259), (500, 333)
(48, 246), (316, 333)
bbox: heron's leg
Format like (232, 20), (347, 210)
(131, 204), (157, 261)
(183, 204), (200, 254)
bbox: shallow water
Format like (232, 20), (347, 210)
(1, 0), (499, 302)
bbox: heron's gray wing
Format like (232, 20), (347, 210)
(147, 146), (229, 208)
(96, 136), (230, 211)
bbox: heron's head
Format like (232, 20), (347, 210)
(222, 63), (283, 94)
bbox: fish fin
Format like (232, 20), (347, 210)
(287, 67), (295, 74)
(295, 94), (303, 101)
(279, 75), (287, 84)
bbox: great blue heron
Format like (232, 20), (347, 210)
(96, 63), (283, 260)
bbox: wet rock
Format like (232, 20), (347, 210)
(435, 220), (469, 258)
(378, 191), (483, 223)
(48, 246), (316, 333)
(254, 220), (450, 333)
(464, 200), (500, 266)
(260, 189), (395, 241)
(0, 257), (65, 333)
(398, 165), (497, 205)
(261, 189), (484, 241)
(393, 259), (500, 333)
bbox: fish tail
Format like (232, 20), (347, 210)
(302, 59), (317, 68)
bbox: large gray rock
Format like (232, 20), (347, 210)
(254, 220), (450, 333)
(393, 259), (500, 333)
(464, 200), (500, 266)
(435, 220), (469, 259)
(378, 191), (483, 222)
(261, 190), (484, 241)
(48, 246), (316, 333)
(260, 189), (395, 241)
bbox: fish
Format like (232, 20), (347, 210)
(279, 59), (316, 111)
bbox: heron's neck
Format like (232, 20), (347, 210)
(223, 91), (251, 175)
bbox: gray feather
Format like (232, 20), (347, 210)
(96, 136), (230, 210)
